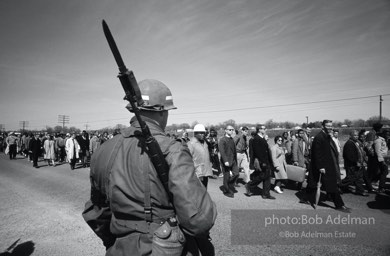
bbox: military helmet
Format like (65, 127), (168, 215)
(126, 79), (177, 112)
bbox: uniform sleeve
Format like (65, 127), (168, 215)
(166, 142), (217, 237)
(82, 177), (116, 249)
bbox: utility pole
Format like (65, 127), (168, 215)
(0, 124), (4, 133)
(306, 116), (309, 125)
(58, 115), (70, 130)
(19, 121), (28, 133)
(379, 95), (383, 122)
(85, 123), (89, 131)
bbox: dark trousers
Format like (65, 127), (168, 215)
(211, 154), (221, 175)
(378, 162), (389, 190)
(58, 147), (65, 162)
(247, 166), (272, 196)
(342, 166), (365, 193)
(32, 151), (40, 167)
(69, 158), (77, 169)
(367, 156), (379, 183)
(80, 150), (90, 167)
(222, 162), (239, 193)
(328, 192), (345, 208)
(9, 144), (17, 159)
(200, 176), (209, 189)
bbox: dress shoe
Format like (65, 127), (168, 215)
(299, 199), (311, 205)
(262, 195), (276, 200)
(224, 192), (234, 198)
(355, 192), (369, 197)
(219, 185), (228, 194)
(367, 189), (377, 194)
(229, 184), (238, 193)
(245, 184), (253, 196)
(335, 206), (352, 213)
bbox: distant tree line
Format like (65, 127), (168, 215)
(4, 115), (388, 136)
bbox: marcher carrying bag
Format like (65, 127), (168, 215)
(251, 158), (271, 180)
(286, 165), (306, 183)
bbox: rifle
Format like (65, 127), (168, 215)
(102, 20), (170, 194)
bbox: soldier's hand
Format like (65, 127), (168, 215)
(319, 168), (326, 174)
(224, 161), (229, 166)
(293, 162), (298, 166)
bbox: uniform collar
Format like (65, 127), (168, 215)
(122, 116), (165, 138)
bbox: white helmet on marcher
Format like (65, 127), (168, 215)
(193, 124), (206, 133)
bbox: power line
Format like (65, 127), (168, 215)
(171, 94), (390, 115)
(2, 94), (389, 129)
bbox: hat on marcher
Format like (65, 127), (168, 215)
(373, 123), (383, 132)
(256, 124), (266, 130)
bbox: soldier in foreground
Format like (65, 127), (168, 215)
(83, 21), (216, 256)
(83, 79), (217, 255)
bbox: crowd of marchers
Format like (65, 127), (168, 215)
(181, 120), (389, 213)
(0, 129), (121, 170)
(1, 121), (389, 212)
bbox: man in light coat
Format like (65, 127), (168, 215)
(65, 133), (80, 170)
(292, 129), (310, 169)
(188, 124), (213, 189)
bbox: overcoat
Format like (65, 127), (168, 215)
(292, 138), (308, 168)
(270, 144), (288, 180)
(309, 130), (340, 193)
(65, 138), (80, 160)
(188, 137), (213, 178)
(43, 139), (56, 160)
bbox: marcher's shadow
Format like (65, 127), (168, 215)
(367, 191), (390, 213)
(0, 239), (35, 256)
(246, 186), (263, 196)
(295, 190), (333, 209)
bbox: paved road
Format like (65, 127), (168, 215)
(0, 153), (389, 256)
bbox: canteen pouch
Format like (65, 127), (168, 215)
(152, 217), (185, 256)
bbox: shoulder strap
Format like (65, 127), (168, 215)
(108, 134), (154, 222)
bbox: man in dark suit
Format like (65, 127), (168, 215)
(245, 125), (275, 199)
(342, 130), (368, 196)
(29, 133), (42, 168)
(218, 125), (239, 198)
(307, 119), (351, 213)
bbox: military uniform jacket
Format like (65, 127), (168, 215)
(83, 116), (217, 255)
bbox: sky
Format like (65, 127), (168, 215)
(1, 0), (389, 131)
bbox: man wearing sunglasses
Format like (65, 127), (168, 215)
(218, 125), (239, 198)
